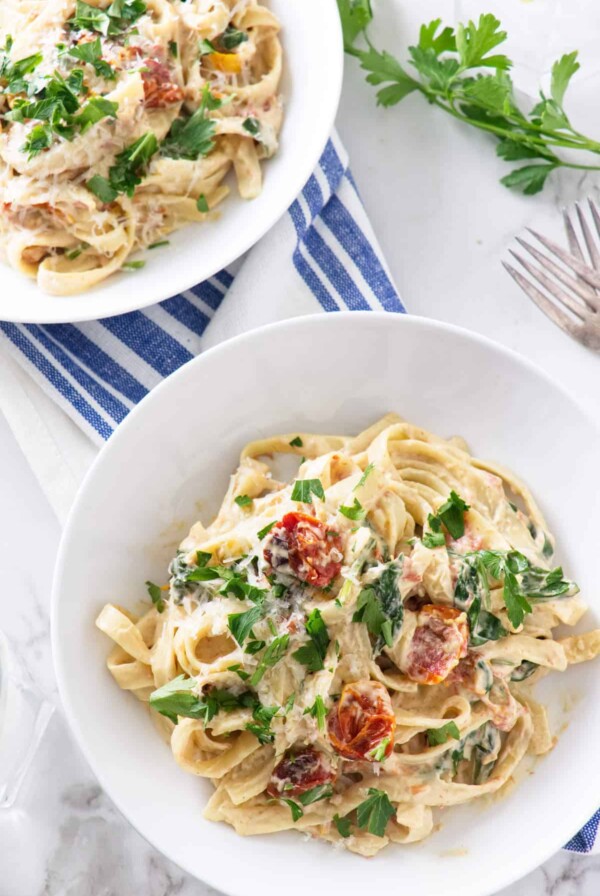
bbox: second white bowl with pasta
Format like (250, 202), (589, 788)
(0, 0), (342, 322)
(52, 312), (600, 896)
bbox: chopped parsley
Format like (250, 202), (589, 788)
(228, 605), (265, 646)
(289, 436), (303, 447)
(427, 490), (470, 541)
(68, 37), (115, 79)
(426, 721), (460, 746)
(291, 478), (325, 503)
(87, 132), (158, 202)
(257, 521), (277, 540)
(303, 695), (327, 731)
(355, 462), (374, 489)
(298, 783), (333, 805)
(234, 494), (252, 508)
(292, 609), (330, 672)
(282, 798), (303, 822)
(355, 788), (395, 837)
(148, 240), (170, 249)
(243, 116), (260, 136)
(339, 497), (366, 521)
(333, 813), (352, 838)
(422, 513), (445, 548)
(250, 634), (290, 686)
(69, 0), (147, 36)
(169, 40), (178, 58)
(245, 701), (279, 744)
(145, 580), (165, 613)
(0, 37), (43, 94)
(196, 193), (209, 213)
(161, 85), (222, 160)
(149, 677), (239, 725)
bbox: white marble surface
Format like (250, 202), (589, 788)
(1, 0), (600, 893)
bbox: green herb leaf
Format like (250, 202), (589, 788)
(337, 0), (373, 50)
(298, 783), (334, 806)
(87, 174), (118, 203)
(282, 798), (303, 821)
(69, 37), (116, 79)
(355, 788), (395, 837)
(161, 85), (220, 160)
(289, 436), (303, 447)
(258, 521), (277, 540)
(303, 695), (327, 731)
(75, 96), (118, 132)
(235, 494), (252, 508)
(550, 51), (580, 106)
(333, 813), (352, 838)
(437, 491), (470, 540)
(426, 721), (460, 746)
(228, 605), (265, 646)
(355, 462), (374, 489)
(292, 609), (329, 672)
(339, 497), (366, 521)
(196, 193), (209, 213)
(291, 478), (325, 503)
(250, 634), (290, 686)
(500, 163), (558, 196)
(422, 513), (445, 548)
(145, 580), (165, 613)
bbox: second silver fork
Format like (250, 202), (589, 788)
(503, 200), (600, 351)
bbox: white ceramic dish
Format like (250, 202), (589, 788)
(52, 313), (600, 896)
(1, 0), (343, 324)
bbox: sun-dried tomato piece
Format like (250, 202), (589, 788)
(264, 512), (343, 588)
(327, 680), (395, 761)
(404, 604), (468, 685)
(266, 746), (336, 798)
(142, 59), (184, 108)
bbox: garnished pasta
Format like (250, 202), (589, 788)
(0, 0), (282, 294)
(96, 414), (600, 856)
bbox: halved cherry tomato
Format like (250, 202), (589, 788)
(264, 512), (343, 588)
(142, 59), (184, 108)
(404, 604), (468, 685)
(266, 746), (336, 798)
(327, 680), (395, 761)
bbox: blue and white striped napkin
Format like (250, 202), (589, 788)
(0, 132), (403, 445)
(0, 130), (596, 854)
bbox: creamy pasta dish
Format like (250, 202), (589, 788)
(0, 0), (282, 294)
(97, 415), (600, 856)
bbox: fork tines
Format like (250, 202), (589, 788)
(503, 199), (600, 351)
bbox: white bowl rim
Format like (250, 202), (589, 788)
(51, 311), (600, 894)
(0, 0), (343, 324)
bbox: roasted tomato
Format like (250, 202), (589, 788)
(266, 746), (336, 799)
(327, 680), (396, 761)
(142, 59), (184, 108)
(263, 512), (343, 588)
(404, 605), (468, 685)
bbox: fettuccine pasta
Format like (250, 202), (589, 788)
(97, 414), (600, 856)
(0, 0), (282, 294)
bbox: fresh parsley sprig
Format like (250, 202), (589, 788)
(160, 84), (222, 161)
(352, 561), (402, 652)
(338, 1), (600, 194)
(355, 787), (395, 837)
(69, 0), (146, 37)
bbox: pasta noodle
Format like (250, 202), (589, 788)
(0, 0), (283, 294)
(96, 414), (600, 855)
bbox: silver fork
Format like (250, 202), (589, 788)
(503, 199), (600, 351)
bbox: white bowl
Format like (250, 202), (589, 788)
(52, 313), (600, 896)
(1, 0), (343, 324)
